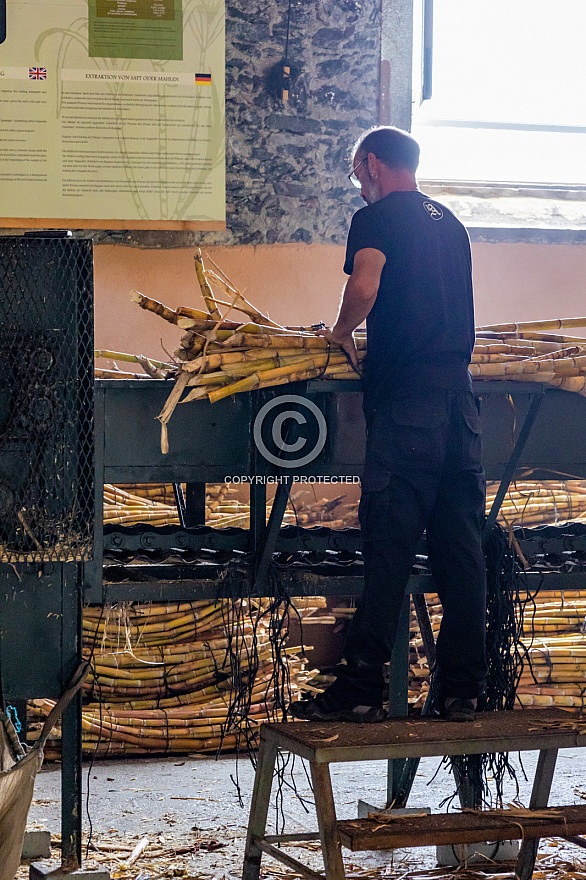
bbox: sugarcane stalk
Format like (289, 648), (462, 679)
(95, 350), (174, 371)
(202, 268), (284, 329)
(478, 317), (586, 333)
(193, 249), (222, 321)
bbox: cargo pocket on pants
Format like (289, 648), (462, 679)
(359, 487), (390, 542)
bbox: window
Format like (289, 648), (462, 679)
(411, 0), (586, 185)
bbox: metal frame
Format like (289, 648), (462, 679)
(47, 375), (584, 870)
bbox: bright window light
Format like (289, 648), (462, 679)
(411, 0), (586, 184)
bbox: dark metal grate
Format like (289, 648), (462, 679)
(0, 238), (94, 563)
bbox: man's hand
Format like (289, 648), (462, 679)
(316, 326), (359, 370)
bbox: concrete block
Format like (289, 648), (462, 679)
(436, 839), (520, 866)
(358, 800), (432, 819)
(30, 862), (110, 880)
(21, 830), (51, 860)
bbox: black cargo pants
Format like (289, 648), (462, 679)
(344, 388), (488, 702)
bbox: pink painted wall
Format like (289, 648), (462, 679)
(93, 240), (586, 358)
(93, 243), (347, 360)
(472, 243), (586, 331)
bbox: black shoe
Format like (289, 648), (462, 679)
(439, 697), (477, 723)
(290, 695), (386, 723)
(289, 679), (386, 723)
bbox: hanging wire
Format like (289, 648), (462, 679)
(437, 522), (535, 810)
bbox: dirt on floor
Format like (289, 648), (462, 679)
(18, 747), (586, 880)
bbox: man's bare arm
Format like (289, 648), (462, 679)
(319, 248), (386, 367)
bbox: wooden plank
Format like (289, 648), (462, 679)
(255, 839), (325, 880)
(337, 805), (586, 852)
(0, 217), (225, 231)
(262, 709), (585, 763)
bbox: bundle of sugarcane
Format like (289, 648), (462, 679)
(126, 249), (586, 451)
(305, 480), (586, 531)
(104, 484), (181, 527)
(487, 480), (586, 527)
(472, 318), (586, 394)
(104, 482), (304, 529)
(408, 590), (586, 714)
(518, 589), (586, 635)
(104, 479), (586, 531)
(120, 482), (232, 507)
(289, 492), (360, 529)
(515, 631), (586, 713)
(104, 483), (253, 528)
(129, 249), (366, 452)
(28, 598), (322, 757)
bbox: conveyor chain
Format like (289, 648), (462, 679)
(103, 522), (586, 575)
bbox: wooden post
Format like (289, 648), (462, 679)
(310, 762), (346, 880)
(242, 733), (278, 880)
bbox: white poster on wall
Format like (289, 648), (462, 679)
(0, 0), (225, 229)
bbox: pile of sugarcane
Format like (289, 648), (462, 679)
(515, 588), (586, 711)
(130, 249), (362, 452)
(317, 480), (586, 531)
(406, 589), (586, 714)
(104, 484), (182, 527)
(486, 480), (586, 528)
(27, 599), (324, 758)
(104, 479), (586, 531)
(290, 491), (359, 529)
(120, 247), (586, 451)
(104, 483), (365, 530)
(471, 318), (586, 393)
(103, 483), (254, 528)
(104, 482), (299, 529)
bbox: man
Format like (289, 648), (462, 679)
(290, 126), (487, 724)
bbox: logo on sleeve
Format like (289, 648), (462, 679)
(423, 201), (443, 220)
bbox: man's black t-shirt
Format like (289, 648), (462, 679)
(344, 190), (475, 414)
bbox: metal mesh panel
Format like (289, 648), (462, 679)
(0, 238), (94, 563)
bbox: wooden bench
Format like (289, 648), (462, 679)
(242, 708), (586, 880)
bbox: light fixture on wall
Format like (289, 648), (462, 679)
(266, 0), (295, 103)
(267, 59), (296, 103)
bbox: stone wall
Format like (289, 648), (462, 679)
(104, 0), (381, 248)
(217, 0), (381, 246)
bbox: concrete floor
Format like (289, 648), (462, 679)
(21, 746), (586, 879)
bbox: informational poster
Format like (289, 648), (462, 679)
(0, 0), (225, 229)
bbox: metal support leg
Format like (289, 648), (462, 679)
(173, 482), (187, 528)
(392, 592), (436, 808)
(249, 483), (267, 555)
(386, 597), (410, 806)
(412, 593), (436, 669)
(60, 564), (83, 871)
(185, 482), (206, 527)
(60, 692), (82, 871)
(253, 479), (291, 593)
(454, 756), (483, 810)
(515, 748), (558, 880)
(482, 391), (544, 544)
(310, 762), (346, 880)
(243, 736), (278, 880)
